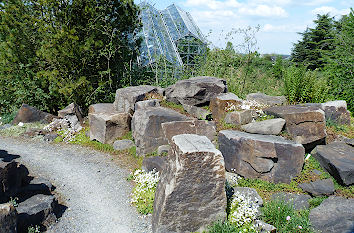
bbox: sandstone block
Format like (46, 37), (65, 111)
(210, 93), (243, 121)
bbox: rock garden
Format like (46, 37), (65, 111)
(0, 76), (353, 233)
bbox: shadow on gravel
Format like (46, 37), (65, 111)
(0, 149), (20, 162)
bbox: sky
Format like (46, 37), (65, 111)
(135, 0), (352, 55)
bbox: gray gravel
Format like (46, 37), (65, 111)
(0, 136), (151, 233)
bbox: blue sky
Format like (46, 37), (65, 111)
(135, 0), (352, 54)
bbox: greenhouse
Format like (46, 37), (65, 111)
(138, 3), (207, 68)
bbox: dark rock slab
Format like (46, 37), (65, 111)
(298, 179), (335, 196)
(58, 102), (83, 123)
(309, 196), (354, 233)
(18, 178), (53, 201)
(0, 203), (17, 233)
(241, 118), (286, 135)
(312, 142), (354, 186)
(218, 130), (305, 183)
(152, 134), (227, 233)
(165, 76), (227, 106)
(12, 104), (56, 125)
(134, 99), (160, 111)
(271, 192), (311, 210)
(246, 93), (287, 107)
(142, 156), (167, 174)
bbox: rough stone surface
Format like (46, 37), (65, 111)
(182, 104), (211, 120)
(233, 187), (263, 207)
(113, 85), (158, 113)
(321, 100), (351, 125)
(271, 192), (311, 210)
(19, 178), (53, 201)
(265, 105), (326, 145)
(224, 110), (253, 125)
(0, 203), (17, 233)
(218, 130), (305, 183)
(309, 196), (354, 233)
(336, 135), (354, 147)
(12, 104), (56, 125)
(157, 145), (170, 156)
(225, 172), (241, 187)
(152, 134), (227, 233)
(58, 103), (83, 123)
(142, 156), (167, 174)
(113, 140), (135, 151)
(162, 119), (216, 144)
(88, 103), (115, 114)
(210, 93), (243, 121)
(64, 114), (82, 132)
(241, 118), (285, 135)
(298, 179), (335, 196)
(134, 99), (160, 111)
(255, 220), (276, 233)
(16, 194), (57, 233)
(311, 142), (354, 185)
(246, 93), (287, 107)
(165, 76), (227, 106)
(89, 112), (131, 145)
(132, 107), (190, 156)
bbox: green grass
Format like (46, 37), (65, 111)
(160, 100), (186, 115)
(0, 123), (46, 137)
(0, 109), (18, 124)
(260, 199), (313, 233)
(255, 114), (275, 122)
(308, 196), (328, 209)
(205, 221), (256, 233)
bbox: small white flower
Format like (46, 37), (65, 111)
(18, 122), (24, 127)
(305, 154), (311, 161)
(286, 216), (291, 221)
(298, 225), (303, 229)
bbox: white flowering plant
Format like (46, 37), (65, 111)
(130, 169), (160, 215)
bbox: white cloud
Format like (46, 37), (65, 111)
(262, 23), (307, 32)
(239, 5), (288, 17)
(184, 0), (241, 10)
(303, 0), (333, 6)
(311, 6), (350, 16)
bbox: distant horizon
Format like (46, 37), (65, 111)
(135, 0), (352, 55)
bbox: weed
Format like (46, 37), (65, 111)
(160, 100), (186, 115)
(308, 196), (328, 209)
(27, 225), (41, 233)
(10, 197), (19, 207)
(0, 108), (18, 124)
(0, 123), (45, 137)
(205, 221), (256, 233)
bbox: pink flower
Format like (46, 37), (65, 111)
(286, 216), (291, 221)
(298, 226), (303, 229)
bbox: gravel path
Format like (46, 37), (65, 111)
(0, 136), (151, 233)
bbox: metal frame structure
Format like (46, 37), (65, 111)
(138, 3), (207, 68)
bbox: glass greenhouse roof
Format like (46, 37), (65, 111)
(138, 3), (206, 67)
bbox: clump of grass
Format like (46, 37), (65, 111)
(205, 220), (256, 233)
(325, 118), (354, 139)
(260, 199), (313, 233)
(117, 131), (134, 141)
(0, 123), (45, 137)
(0, 108), (18, 124)
(255, 114), (275, 122)
(160, 100), (187, 115)
(308, 196), (328, 209)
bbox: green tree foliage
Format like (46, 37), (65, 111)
(0, 0), (142, 114)
(323, 9), (354, 111)
(292, 14), (335, 70)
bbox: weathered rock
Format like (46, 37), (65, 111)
(321, 100), (351, 125)
(132, 107), (190, 156)
(113, 85), (158, 113)
(64, 114), (82, 132)
(113, 139), (135, 151)
(142, 156), (167, 174)
(88, 103), (115, 114)
(298, 179), (335, 196)
(233, 187), (263, 207)
(43, 133), (58, 142)
(336, 135), (354, 147)
(241, 118), (285, 135)
(255, 220), (276, 233)
(18, 178), (53, 201)
(225, 172), (241, 187)
(265, 105), (326, 145)
(246, 93), (287, 107)
(16, 194), (57, 233)
(134, 99), (160, 111)
(182, 104), (211, 120)
(157, 145), (170, 156)
(271, 192), (311, 210)
(58, 102), (83, 123)
(89, 112), (131, 145)
(311, 142), (354, 185)
(309, 196), (354, 233)
(210, 93), (243, 121)
(165, 76), (227, 106)
(218, 130), (305, 183)
(0, 203), (17, 233)
(152, 134), (227, 233)
(162, 119), (216, 144)
(224, 110), (253, 125)
(12, 104), (56, 125)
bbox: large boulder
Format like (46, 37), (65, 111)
(311, 142), (354, 186)
(218, 130), (305, 183)
(321, 100), (351, 125)
(88, 103), (115, 114)
(12, 104), (56, 125)
(16, 194), (58, 233)
(113, 85), (158, 114)
(165, 76), (227, 106)
(152, 134), (227, 233)
(161, 119), (216, 144)
(264, 105), (326, 145)
(132, 107), (190, 156)
(89, 112), (131, 145)
(246, 93), (287, 107)
(210, 93), (243, 121)
(0, 203), (17, 233)
(309, 196), (354, 233)
(241, 118), (285, 135)
(58, 102), (83, 123)
(224, 110), (253, 125)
